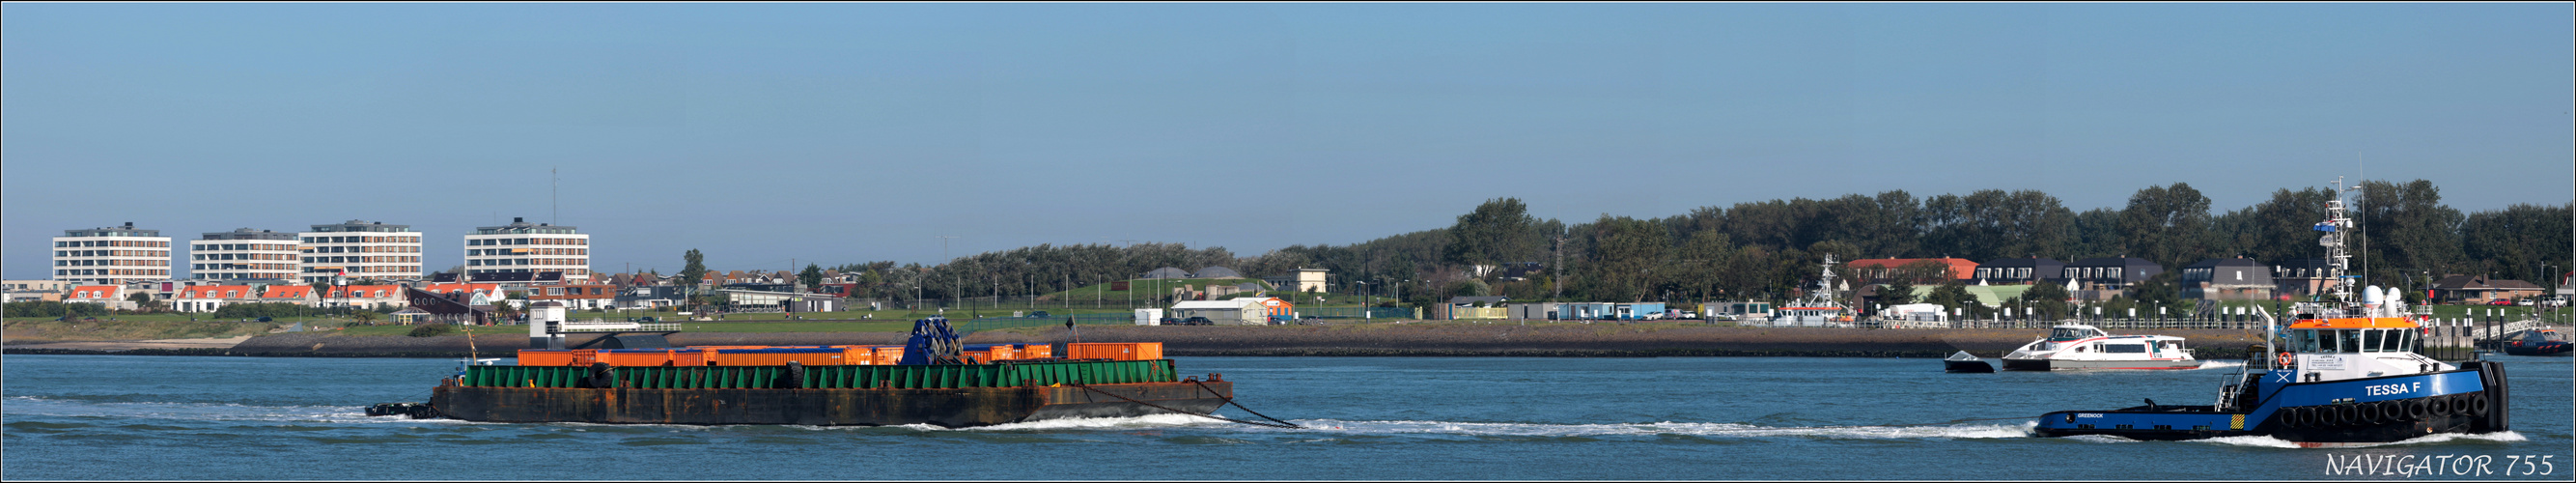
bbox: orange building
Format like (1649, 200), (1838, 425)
(1846, 258), (1979, 284)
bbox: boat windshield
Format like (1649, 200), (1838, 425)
(2049, 327), (2094, 341)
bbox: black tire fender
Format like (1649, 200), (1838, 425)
(2467, 393), (2490, 417)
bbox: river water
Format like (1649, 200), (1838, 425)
(4, 355), (2566, 480)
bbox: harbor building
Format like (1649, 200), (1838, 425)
(53, 223), (173, 286)
(191, 228), (301, 281)
(2180, 257), (2276, 300)
(464, 217), (592, 283)
(300, 220), (424, 282)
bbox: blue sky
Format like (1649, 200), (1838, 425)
(6, 3), (2569, 278)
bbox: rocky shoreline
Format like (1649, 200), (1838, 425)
(3, 323), (2279, 359)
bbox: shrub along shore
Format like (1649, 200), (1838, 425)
(4, 323), (2279, 360)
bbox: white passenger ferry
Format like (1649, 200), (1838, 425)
(2000, 324), (2200, 370)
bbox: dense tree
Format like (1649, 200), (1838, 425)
(1877, 278), (1918, 306)
(680, 249), (708, 289)
(2459, 203), (2574, 286)
(2355, 180), (2467, 288)
(798, 264), (825, 289)
(1922, 281), (1980, 317)
(1582, 215), (1669, 302)
(2067, 208), (2124, 260)
(1444, 198), (1541, 271)
(2118, 183), (2214, 269)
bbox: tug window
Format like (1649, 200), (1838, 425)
(2362, 329), (2386, 353)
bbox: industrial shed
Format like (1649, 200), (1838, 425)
(1170, 298), (1269, 326)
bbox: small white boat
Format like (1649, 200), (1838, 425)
(2001, 324), (2199, 370)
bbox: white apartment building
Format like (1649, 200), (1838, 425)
(464, 217), (591, 283)
(300, 220), (423, 283)
(53, 223), (173, 285)
(191, 228), (301, 281)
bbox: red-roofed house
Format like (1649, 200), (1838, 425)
(1846, 258), (1980, 284)
(173, 285), (258, 313)
(261, 285), (315, 305)
(64, 285), (135, 310)
(321, 285), (407, 310)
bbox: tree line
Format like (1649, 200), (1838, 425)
(689, 180), (2565, 311)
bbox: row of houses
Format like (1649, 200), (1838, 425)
(1849, 256), (2560, 304)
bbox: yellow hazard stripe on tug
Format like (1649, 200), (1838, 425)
(2230, 414), (2244, 430)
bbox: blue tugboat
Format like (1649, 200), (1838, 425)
(2032, 179), (2510, 446)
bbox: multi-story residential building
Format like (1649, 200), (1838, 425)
(191, 228), (301, 281)
(299, 220), (424, 283)
(53, 223), (173, 286)
(463, 217), (591, 283)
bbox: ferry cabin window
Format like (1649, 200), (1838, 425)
(2105, 344), (2147, 354)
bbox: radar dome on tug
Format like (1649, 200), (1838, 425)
(2363, 285), (2384, 304)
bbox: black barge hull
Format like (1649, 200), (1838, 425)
(429, 382), (1231, 428)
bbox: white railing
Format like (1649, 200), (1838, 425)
(555, 322), (680, 332)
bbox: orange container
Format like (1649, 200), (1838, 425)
(708, 349), (851, 366)
(570, 349), (601, 366)
(518, 350), (575, 366)
(869, 346), (905, 365)
(597, 349), (706, 367)
(1014, 343), (1052, 359)
(1066, 342), (1162, 361)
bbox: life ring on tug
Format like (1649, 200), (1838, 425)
(2276, 352), (2295, 368)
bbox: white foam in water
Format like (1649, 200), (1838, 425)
(1286, 418), (2035, 440)
(2195, 360), (2246, 370)
(2198, 431), (2530, 449)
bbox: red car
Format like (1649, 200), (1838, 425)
(2486, 298), (2515, 305)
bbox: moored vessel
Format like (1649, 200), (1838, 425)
(1999, 325), (2199, 371)
(2030, 178), (2511, 445)
(1944, 351), (1997, 373)
(2500, 327), (2569, 356)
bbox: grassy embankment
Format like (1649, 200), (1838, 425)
(3, 319), (282, 344)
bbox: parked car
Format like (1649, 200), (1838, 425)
(1029, 311), (1050, 318)
(1159, 317), (1181, 326)
(2515, 299), (2534, 306)
(2488, 298), (2515, 305)
(1182, 316), (1213, 326)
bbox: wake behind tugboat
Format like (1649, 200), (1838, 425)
(2030, 178), (2511, 446)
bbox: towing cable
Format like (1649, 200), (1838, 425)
(1070, 382), (1303, 429)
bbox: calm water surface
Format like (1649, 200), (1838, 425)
(4, 355), (2567, 480)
